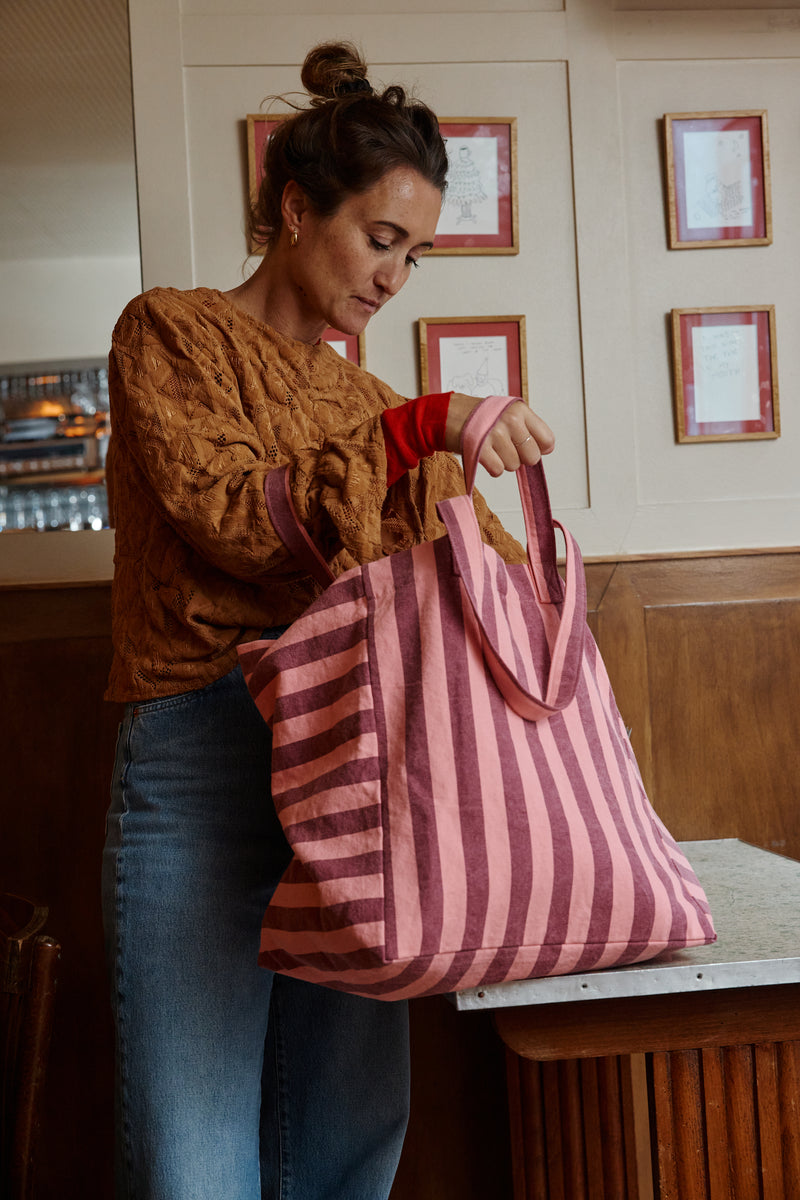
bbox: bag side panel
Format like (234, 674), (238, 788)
(248, 574), (389, 972)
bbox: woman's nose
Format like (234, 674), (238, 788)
(374, 257), (407, 296)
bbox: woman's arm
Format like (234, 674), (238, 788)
(108, 292), (391, 581)
(381, 391), (555, 486)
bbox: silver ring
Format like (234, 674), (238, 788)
(514, 435), (534, 448)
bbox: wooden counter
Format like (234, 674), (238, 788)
(459, 840), (800, 1198)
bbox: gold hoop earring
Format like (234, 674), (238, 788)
(289, 229), (299, 248)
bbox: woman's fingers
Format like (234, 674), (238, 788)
(479, 400), (555, 475)
(444, 394), (555, 476)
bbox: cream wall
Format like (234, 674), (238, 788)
(7, 0), (798, 581)
(0, 256), (142, 365)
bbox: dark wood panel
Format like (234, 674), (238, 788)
(505, 1054), (640, 1198)
(648, 1040), (800, 1199)
(645, 600), (799, 858)
(584, 562), (616, 642)
(390, 998), (512, 1200)
(0, 583), (113, 643)
(595, 553), (800, 863)
(0, 588), (120, 1200)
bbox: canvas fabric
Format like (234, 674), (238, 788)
(239, 396), (715, 1000)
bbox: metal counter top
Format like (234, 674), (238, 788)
(454, 838), (800, 1012)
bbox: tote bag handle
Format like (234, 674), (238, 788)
(437, 395), (587, 720)
(264, 397), (586, 719)
(264, 468), (336, 589)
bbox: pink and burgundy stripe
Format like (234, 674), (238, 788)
(238, 397), (715, 999)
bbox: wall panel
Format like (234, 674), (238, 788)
(595, 552), (800, 861)
(0, 585), (120, 1200)
(618, 58), (800, 551)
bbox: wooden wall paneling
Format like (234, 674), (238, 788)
(751, 1042), (783, 1198)
(584, 561), (616, 642)
(594, 553), (800, 863)
(500, 986), (800, 1196)
(503, 1054), (641, 1198)
(700, 1046), (733, 1198)
(604, 1054), (642, 1197)
(390, 997), (512, 1200)
(777, 1041), (800, 1189)
(669, 1049), (710, 1198)
(592, 562), (655, 786)
(506, 1046), (549, 1200)
(647, 1052), (680, 1199)
(648, 1040), (800, 1198)
(0, 585), (119, 1199)
(644, 595), (799, 858)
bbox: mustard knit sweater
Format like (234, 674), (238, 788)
(105, 287), (523, 701)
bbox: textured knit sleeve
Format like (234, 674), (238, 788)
(108, 290), (393, 582)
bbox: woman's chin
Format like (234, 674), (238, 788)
(329, 314), (371, 337)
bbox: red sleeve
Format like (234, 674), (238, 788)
(381, 393), (452, 487)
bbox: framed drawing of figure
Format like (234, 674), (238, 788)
(418, 315), (527, 399)
(429, 119), (519, 255)
(664, 111), (772, 249)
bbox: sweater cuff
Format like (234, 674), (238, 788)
(381, 393), (452, 487)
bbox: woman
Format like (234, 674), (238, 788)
(102, 41), (553, 1200)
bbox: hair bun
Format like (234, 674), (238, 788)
(249, 41), (447, 250)
(300, 41), (370, 103)
(335, 77), (373, 97)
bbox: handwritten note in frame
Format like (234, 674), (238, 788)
(664, 112), (772, 249)
(671, 306), (779, 443)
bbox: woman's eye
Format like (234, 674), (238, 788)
(369, 235), (421, 269)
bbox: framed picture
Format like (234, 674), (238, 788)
(670, 306), (779, 442)
(430, 119), (518, 255)
(664, 111), (772, 249)
(246, 113), (288, 252)
(321, 328), (366, 367)
(418, 315), (527, 399)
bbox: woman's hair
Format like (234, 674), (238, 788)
(249, 42), (448, 250)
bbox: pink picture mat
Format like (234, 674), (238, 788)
(670, 115), (767, 244)
(676, 309), (775, 438)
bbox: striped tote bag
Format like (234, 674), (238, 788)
(238, 395), (715, 999)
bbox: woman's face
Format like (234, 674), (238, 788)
(285, 167), (442, 338)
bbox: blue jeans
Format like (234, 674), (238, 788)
(102, 661), (410, 1200)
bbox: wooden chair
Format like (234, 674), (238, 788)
(1, 894), (60, 1200)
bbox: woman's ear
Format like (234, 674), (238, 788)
(281, 180), (310, 233)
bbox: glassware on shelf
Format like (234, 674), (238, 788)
(0, 483), (111, 533)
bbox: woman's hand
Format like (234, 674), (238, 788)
(444, 393), (555, 477)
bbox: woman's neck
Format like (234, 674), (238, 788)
(223, 254), (326, 345)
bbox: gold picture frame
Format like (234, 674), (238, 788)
(418, 315), (528, 399)
(429, 118), (519, 256)
(664, 111), (772, 250)
(671, 305), (779, 442)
